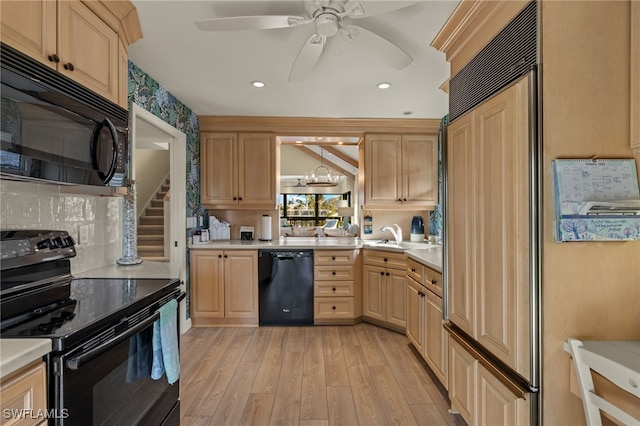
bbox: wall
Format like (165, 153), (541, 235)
(128, 61), (200, 219)
(135, 148), (170, 215)
(541, 2), (640, 424)
(0, 180), (122, 274)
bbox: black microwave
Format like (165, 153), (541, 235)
(0, 43), (128, 187)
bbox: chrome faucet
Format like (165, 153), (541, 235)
(380, 224), (402, 244)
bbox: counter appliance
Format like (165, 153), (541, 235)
(0, 230), (183, 425)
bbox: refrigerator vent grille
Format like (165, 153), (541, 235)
(449, 1), (537, 121)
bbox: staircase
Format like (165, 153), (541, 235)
(137, 178), (170, 262)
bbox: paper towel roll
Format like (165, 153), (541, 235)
(260, 214), (272, 241)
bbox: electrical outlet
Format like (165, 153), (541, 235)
(79, 225), (89, 245)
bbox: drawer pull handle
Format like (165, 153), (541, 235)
(431, 279), (437, 284)
(411, 268), (416, 272)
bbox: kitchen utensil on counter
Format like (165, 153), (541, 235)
(410, 216), (425, 242)
(240, 226), (255, 240)
(260, 214), (272, 241)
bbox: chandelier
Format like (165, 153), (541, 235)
(302, 148), (343, 186)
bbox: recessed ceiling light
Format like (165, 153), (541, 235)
(377, 82), (391, 89)
(403, 111), (414, 116)
(251, 81), (265, 88)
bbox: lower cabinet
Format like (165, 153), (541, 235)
(190, 249), (258, 326)
(449, 338), (531, 426)
(313, 249), (361, 324)
(406, 257), (448, 388)
(363, 250), (407, 331)
(0, 360), (47, 426)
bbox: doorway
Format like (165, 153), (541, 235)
(130, 103), (190, 332)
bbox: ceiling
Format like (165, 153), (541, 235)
(127, 0), (459, 120)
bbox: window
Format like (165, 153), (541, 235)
(279, 193), (350, 227)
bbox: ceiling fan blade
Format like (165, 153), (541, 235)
(195, 15), (309, 32)
(288, 34), (325, 83)
(340, 25), (412, 69)
(343, 1), (418, 19)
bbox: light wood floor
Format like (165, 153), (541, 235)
(179, 323), (465, 426)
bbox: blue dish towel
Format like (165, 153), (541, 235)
(151, 298), (180, 384)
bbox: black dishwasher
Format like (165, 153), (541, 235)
(258, 249), (314, 325)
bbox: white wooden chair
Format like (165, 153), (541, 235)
(564, 338), (640, 426)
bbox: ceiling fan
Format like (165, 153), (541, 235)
(194, 0), (415, 82)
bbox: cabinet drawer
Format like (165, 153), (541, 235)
(314, 250), (358, 265)
(315, 281), (354, 297)
(314, 265), (355, 281)
(364, 250), (406, 270)
(424, 266), (443, 297)
(406, 257), (425, 284)
(314, 297), (354, 318)
(0, 361), (47, 425)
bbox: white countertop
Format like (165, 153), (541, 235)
(190, 238), (444, 272)
(75, 261), (181, 279)
(0, 339), (51, 377)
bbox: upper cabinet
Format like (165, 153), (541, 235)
(201, 132), (278, 210)
(0, 0), (142, 108)
(361, 134), (438, 209)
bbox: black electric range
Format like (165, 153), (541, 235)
(0, 230), (182, 426)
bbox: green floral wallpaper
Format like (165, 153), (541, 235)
(128, 61), (200, 217)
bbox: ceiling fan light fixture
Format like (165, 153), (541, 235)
(377, 82), (391, 89)
(315, 13), (339, 36)
(251, 80), (265, 88)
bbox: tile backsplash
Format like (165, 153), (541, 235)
(0, 180), (122, 274)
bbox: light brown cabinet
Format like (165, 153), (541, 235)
(200, 132), (278, 209)
(362, 250), (406, 331)
(190, 249), (258, 326)
(313, 249), (361, 324)
(361, 134), (438, 209)
(0, 0), (126, 107)
(0, 360), (47, 426)
(447, 77), (531, 378)
(448, 338), (530, 426)
(406, 257), (447, 388)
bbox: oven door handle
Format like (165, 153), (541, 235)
(66, 312), (160, 370)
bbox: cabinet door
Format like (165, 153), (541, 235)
(0, 0), (56, 68)
(58, 0), (119, 103)
(237, 133), (276, 207)
(402, 134), (438, 206)
(362, 264), (386, 322)
(386, 268), (407, 329)
(447, 113), (476, 336)
(200, 133), (237, 206)
(0, 361), (47, 422)
(474, 78), (530, 375)
(476, 364), (529, 426)
(190, 250), (224, 319)
(363, 135), (402, 206)
(425, 290), (447, 387)
(449, 339), (477, 426)
(406, 278), (424, 353)
(224, 251), (258, 319)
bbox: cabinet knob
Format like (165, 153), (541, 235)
(332, 271), (336, 276)
(218, 254), (222, 258)
(403, 198), (407, 202)
(332, 256), (336, 261)
(411, 268), (416, 272)
(431, 279), (437, 285)
(380, 271), (385, 276)
(332, 306), (336, 310)
(386, 272), (390, 276)
(233, 197), (237, 201)
(397, 198), (402, 202)
(238, 197), (243, 201)
(224, 254), (228, 258)
(332, 287), (336, 292)
(63, 62), (75, 71)
(383, 258), (387, 262)
(47, 54), (60, 63)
